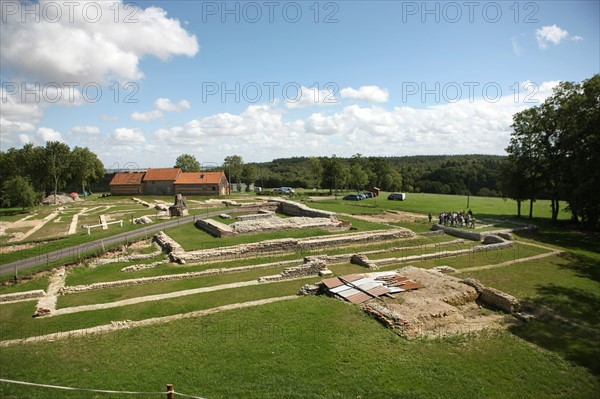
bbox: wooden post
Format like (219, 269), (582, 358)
(166, 384), (174, 399)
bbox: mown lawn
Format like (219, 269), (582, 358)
(0, 297), (598, 399)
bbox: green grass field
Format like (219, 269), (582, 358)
(0, 192), (598, 398)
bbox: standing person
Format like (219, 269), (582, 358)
(428, 212), (432, 223)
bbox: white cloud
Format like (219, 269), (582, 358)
(101, 115), (120, 122)
(36, 127), (63, 143)
(70, 125), (101, 135)
(511, 35), (524, 56)
(131, 110), (164, 122)
(155, 98), (191, 112)
(112, 128), (146, 143)
(285, 86), (338, 109)
(146, 80), (561, 162)
(571, 35), (583, 42)
(535, 25), (570, 49)
(0, 1), (199, 84)
(340, 86), (389, 103)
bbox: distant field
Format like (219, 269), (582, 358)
(308, 192), (571, 220)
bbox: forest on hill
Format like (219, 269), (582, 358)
(247, 154), (507, 197)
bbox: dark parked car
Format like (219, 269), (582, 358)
(363, 192), (375, 198)
(387, 192), (406, 201)
(343, 194), (361, 201)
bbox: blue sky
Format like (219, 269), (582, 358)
(1, 0), (598, 168)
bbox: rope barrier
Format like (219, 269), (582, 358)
(0, 378), (207, 398)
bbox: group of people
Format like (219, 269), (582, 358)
(428, 210), (476, 228)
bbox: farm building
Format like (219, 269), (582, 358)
(108, 172), (145, 195)
(143, 168), (182, 195)
(109, 169), (228, 196)
(174, 171), (229, 196)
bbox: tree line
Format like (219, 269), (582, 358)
(0, 142), (105, 208)
(500, 74), (599, 228)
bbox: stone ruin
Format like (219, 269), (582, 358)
(169, 194), (189, 217)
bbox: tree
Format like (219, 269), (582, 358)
(70, 147), (105, 195)
(175, 154), (201, 172)
(504, 74), (600, 227)
(241, 164), (257, 191)
(2, 176), (37, 210)
(223, 155), (243, 192)
(45, 141), (71, 203)
(308, 157), (323, 190)
(321, 156), (347, 194)
(349, 163), (369, 191)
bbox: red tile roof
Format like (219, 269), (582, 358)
(174, 171), (226, 185)
(143, 168), (181, 182)
(110, 172), (145, 186)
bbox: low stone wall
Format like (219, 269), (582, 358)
(153, 231), (186, 263)
(432, 224), (482, 241)
(60, 259), (303, 294)
(177, 229), (414, 264)
(121, 259), (170, 272)
(472, 241), (514, 252)
(463, 278), (520, 313)
(418, 230), (444, 237)
(259, 259), (327, 283)
(236, 211), (275, 221)
(350, 254), (379, 270)
(271, 199), (338, 219)
(0, 290), (45, 303)
(230, 202), (279, 214)
(194, 219), (235, 238)
(88, 246), (163, 267)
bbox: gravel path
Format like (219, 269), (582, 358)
(34, 267), (66, 313)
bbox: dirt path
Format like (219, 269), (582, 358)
(456, 243), (563, 274)
(0, 296), (300, 347)
(8, 211), (60, 243)
(34, 267), (66, 314)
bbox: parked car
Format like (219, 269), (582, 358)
(387, 192), (406, 201)
(343, 194), (361, 201)
(357, 193), (367, 200)
(273, 187), (294, 194)
(363, 192), (375, 198)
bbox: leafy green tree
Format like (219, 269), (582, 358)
(70, 147), (105, 195)
(349, 163), (369, 191)
(321, 155), (347, 194)
(2, 176), (37, 210)
(224, 155), (244, 192)
(45, 141), (71, 203)
(241, 164), (257, 191)
(308, 157), (323, 190)
(175, 154), (201, 172)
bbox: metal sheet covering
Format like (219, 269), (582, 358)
(322, 277), (344, 289)
(346, 292), (372, 304)
(366, 286), (390, 297)
(356, 281), (384, 292)
(340, 274), (364, 283)
(337, 287), (361, 299)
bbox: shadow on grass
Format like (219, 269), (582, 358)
(509, 251), (600, 376)
(509, 319), (600, 376)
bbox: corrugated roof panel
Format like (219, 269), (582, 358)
(367, 286), (390, 297)
(337, 287), (361, 299)
(322, 277), (344, 289)
(347, 292), (372, 304)
(356, 281), (384, 292)
(339, 274), (364, 283)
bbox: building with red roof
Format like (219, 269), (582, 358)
(109, 169), (228, 196)
(174, 171), (228, 196)
(109, 172), (145, 195)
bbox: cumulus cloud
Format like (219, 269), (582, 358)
(158, 79), (561, 159)
(0, 1), (199, 84)
(130, 98), (191, 122)
(112, 128), (145, 143)
(70, 125), (101, 135)
(340, 86), (389, 103)
(131, 110), (164, 122)
(285, 86), (338, 109)
(535, 25), (570, 49)
(155, 98), (191, 112)
(36, 127), (63, 143)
